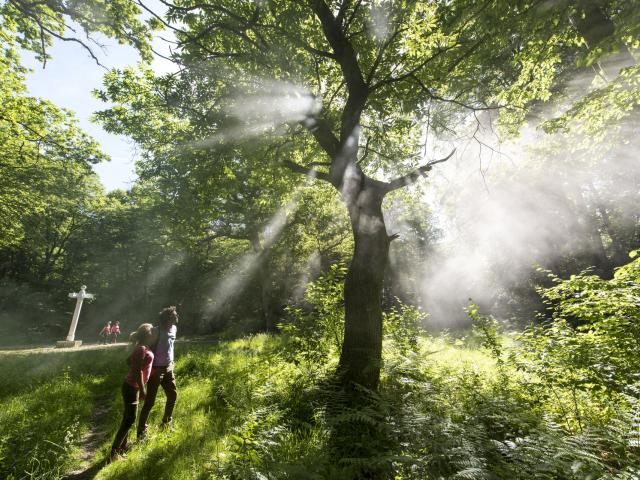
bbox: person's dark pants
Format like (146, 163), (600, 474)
(137, 366), (177, 437)
(111, 382), (139, 453)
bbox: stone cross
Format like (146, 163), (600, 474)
(56, 285), (94, 348)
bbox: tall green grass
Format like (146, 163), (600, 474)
(1, 347), (124, 479)
(1, 333), (638, 479)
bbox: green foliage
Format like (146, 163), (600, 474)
(128, 0), (635, 170)
(467, 303), (503, 366)
(0, 0), (153, 64)
(542, 64), (640, 141)
(0, 40), (107, 251)
(279, 263), (347, 368)
(520, 255), (640, 397)
(383, 300), (426, 355)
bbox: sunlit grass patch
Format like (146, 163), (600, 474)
(1, 346), (125, 400)
(420, 335), (497, 373)
(0, 377), (87, 478)
(98, 378), (218, 480)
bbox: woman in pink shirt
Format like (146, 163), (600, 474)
(99, 321), (111, 344)
(110, 321), (121, 344)
(109, 323), (157, 461)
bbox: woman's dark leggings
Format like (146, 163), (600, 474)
(137, 367), (177, 437)
(111, 382), (139, 453)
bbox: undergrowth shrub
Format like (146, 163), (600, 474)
(279, 263), (346, 369)
(522, 254), (640, 394)
(384, 300), (426, 355)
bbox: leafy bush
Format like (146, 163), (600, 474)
(278, 263), (346, 369)
(384, 300), (426, 355)
(526, 253), (640, 391)
(467, 303), (504, 365)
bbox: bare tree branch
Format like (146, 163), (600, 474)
(9, 0), (107, 68)
(366, 24), (407, 85)
(370, 43), (459, 91)
(383, 149), (456, 193)
(283, 160), (332, 184)
(409, 74), (504, 111)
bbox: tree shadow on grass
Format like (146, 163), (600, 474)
(299, 375), (399, 480)
(64, 461), (103, 480)
(201, 347), (398, 480)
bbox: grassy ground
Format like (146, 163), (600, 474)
(0, 335), (486, 479)
(0, 336), (315, 479)
(1, 333), (635, 480)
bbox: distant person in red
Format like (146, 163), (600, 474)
(110, 321), (121, 343)
(99, 321), (111, 345)
(137, 306), (179, 439)
(109, 323), (158, 461)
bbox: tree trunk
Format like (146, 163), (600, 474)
(250, 234), (276, 332)
(338, 176), (389, 390)
(574, 0), (637, 78)
(587, 182), (630, 269)
(572, 188), (614, 277)
(260, 271), (277, 332)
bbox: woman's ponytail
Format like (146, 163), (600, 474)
(129, 323), (154, 346)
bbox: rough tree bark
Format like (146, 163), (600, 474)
(340, 177), (390, 389)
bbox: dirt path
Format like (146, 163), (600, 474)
(0, 337), (219, 355)
(0, 342), (126, 355)
(64, 397), (112, 479)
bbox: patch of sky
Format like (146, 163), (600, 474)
(20, 2), (176, 192)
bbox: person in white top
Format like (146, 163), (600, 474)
(137, 306), (179, 439)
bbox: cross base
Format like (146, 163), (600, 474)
(56, 340), (83, 349)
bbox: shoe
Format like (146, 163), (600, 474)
(106, 451), (126, 464)
(160, 421), (175, 433)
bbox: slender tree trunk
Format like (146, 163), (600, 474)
(260, 271), (276, 332)
(250, 234), (276, 332)
(338, 176), (389, 390)
(575, 190), (613, 278)
(588, 182), (629, 268)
